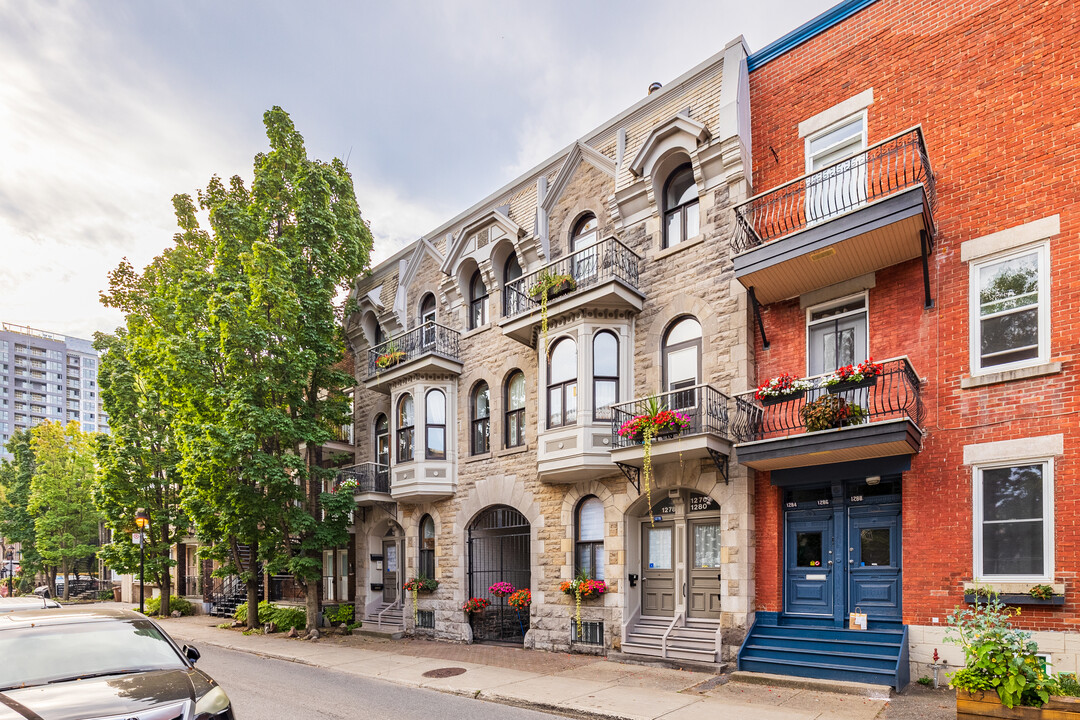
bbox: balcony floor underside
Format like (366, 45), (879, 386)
(734, 418), (921, 471)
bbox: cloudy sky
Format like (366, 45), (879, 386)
(0, 0), (833, 340)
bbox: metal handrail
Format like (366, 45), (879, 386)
(377, 594), (403, 626)
(502, 236), (642, 319)
(610, 384), (732, 449)
(366, 321), (460, 379)
(661, 610), (685, 659)
(337, 462), (391, 494)
(731, 357), (923, 443)
(731, 126), (936, 254)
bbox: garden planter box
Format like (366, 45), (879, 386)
(958, 690), (1080, 719)
(760, 390), (805, 406)
(826, 376), (877, 394)
(531, 279), (576, 302)
(963, 593), (1065, 606)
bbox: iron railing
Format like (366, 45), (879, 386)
(503, 236), (641, 319)
(337, 461), (390, 495)
(731, 127), (936, 254)
(731, 357), (923, 443)
(610, 384), (731, 449)
(366, 322), (460, 379)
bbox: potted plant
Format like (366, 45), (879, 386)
(755, 373), (814, 406)
(615, 396), (691, 522)
(560, 573), (607, 636)
(461, 597), (490, 614)
(1030, 584), (1056, 601)
(800, 395), (866, 432)
(507, 588), (531, 611)
(403, 575), (438, 624)
(821, 359), (884, 394)
(375, 342), (405, 370)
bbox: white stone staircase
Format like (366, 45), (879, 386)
(622, 615), (721, 664)
(358, 600), (405, 638)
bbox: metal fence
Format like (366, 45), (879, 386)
(611, 384), (731, 450)
(731, 357), (924, 443)
(503, 237), (641, 319)
(366, 322), (460, 379)
(467, 506), (531, 644)
(337, 462), (390, 494)
(731, 127), (936, 254)
(570, 620), (604, 646)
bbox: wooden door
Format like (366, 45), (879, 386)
(688, 519), (722, 619)
(641, 521), (675, 617)
(382, 539), (398, 603)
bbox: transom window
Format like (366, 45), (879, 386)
(469, 271), (488, 330)
(425, 389), (446, 460)
(663, 164), (699, 249)
(396, 395), (414, 463)
(971, 245), (1048, 373)
(592, 331), (618, 421)
(471, 381), (490, 455)
(807, 295), (868, 376)
(505, 370), (526, 448)
(547, 338), (577, 428)
(974, 461), (1052, 579)
(576, 496), (605, 581)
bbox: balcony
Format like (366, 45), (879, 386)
(337, 462), (391, 507)
(731, 358), (923, 471)
(609, 385), (733, 481)
(500, 236), (644, 346)
(731, 128), (936, 305)
(364, 322), (461, 394)
(390, 459), (454, 503)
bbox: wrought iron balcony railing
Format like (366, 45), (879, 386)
(731, 357), (923, 443)
(366, 322), (460, 379)
(337, 461), (390, 494)
(610, 384), (731, 450)
(503, 236), (641, 319)
(731, 127), (936, 254)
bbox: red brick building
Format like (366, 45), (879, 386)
(730, 0), (1080, 686)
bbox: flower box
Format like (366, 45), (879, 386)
(760, 390), (805, 406)
(530, 274), (577, 301)
(964, 593), (1065, 606)
(375, 350), (406, 370)
(957, 690), (1080, 719)
(826, 376), (877, 394)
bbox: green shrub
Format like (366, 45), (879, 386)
(325, 604), (354, 624)
(916, 676), (933, 687)
(1056, 673), (1080, 697)
(273, 605), (306, 630)
(144, 595), (195, 617)
(234, 600), (275, 625)
(98, 589), (114, 601)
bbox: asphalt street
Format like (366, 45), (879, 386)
(196, 643), (570, 719)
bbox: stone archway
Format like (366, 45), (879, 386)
(467, 505), (531, 644)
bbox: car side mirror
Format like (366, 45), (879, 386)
(184, 645), (201, 664)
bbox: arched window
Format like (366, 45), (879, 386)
(419, 515), (435, 579)
(547, 338), (577, 428)
(469, 270), (488, 330)
(593, 331), (618, 421)
(471, 381), (490, 455)
(503, 254), (524, 316)
(663, 164), (700, 249)
(663, 317), (702, 410)
(576, 496), (605, 581)
(425, 389), (446, 460)
(505, 370), (526, 448)
(571, 214), (598, 252)
(375, 414), (390, 466)
(420, 294), (436, 347)
(396, 395), (414, 463)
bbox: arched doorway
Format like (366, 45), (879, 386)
(467, 505), (531, 644)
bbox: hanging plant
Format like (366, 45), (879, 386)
(507, 588), (531, 610)
(403, 575), (438, 625)
(488, 581), (515, 598)
(461, 597), (490, 614)
(560, 573), (607, 635)
(800, 395), (867, 433)
(616, 397), (690, 524)
(530, 271), (576, 348)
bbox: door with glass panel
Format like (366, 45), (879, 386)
(688, 519), (723, 619)
(641, 522), (675, 617)
(382, 538), (398, 604)
(806, 115), (867, 223)
(338, 549), (349, 603)
(571, 215), (599, 285)
(663, 318), (701, 413)
(847, 504), (901, 620)
(375, 415), (390, 490)
(807, 297), (868, 376)
(784, 513), (834, 617)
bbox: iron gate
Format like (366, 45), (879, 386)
(468, 505), (531, 644)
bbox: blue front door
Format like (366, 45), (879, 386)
(847, 504), (902, 620)
(784, 511), (834, 617)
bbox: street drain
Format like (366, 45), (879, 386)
(423, 667), (468, 679)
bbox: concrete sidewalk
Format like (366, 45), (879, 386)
(150, 611), (889, 720)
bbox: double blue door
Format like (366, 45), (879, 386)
(784, 496), (901, 623)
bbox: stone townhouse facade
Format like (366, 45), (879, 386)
(728, 0), (1080, 688)
(342, 38), (755, 663)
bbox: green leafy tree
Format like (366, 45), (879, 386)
(103, 107), (371, 629)
(0, 429), (42, 592)
(27, 422), (100, 600)
(93, 330), (186, 616)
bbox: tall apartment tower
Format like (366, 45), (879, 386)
(0, 322), (110, 458)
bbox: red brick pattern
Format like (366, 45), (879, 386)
(747, 0), (1080, 630)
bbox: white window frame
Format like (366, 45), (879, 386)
(804, 111), (867, 174)
(972, 457), (1054, 583)
(804, 291), (870, 377)
(968, 242), (1050, 375)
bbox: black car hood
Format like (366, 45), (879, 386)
(0, 667), (213, 720)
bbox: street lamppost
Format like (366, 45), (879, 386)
(135, 510), (150, 614)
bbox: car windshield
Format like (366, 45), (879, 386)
(0, 618), (186, 689)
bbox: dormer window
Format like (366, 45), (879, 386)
(663, 164), (699, 249)
(420, 294), (436, 347)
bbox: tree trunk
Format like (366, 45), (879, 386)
(246, 577), (259, 630)
(304, 571), (320, 632)
(61, 561), (70, 601)
(47, 567), (57, 598)
(159, 525), (171, 617)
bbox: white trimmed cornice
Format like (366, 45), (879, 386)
(540, 141), (616, 215)
(394, 238), (445, 324)
(629, 115), (710, 178)
(440, 208), (524, 275)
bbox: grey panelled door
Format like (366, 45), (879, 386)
(688, 519), (723, 619)
(382, 539), (398, 604)
(642, 522), (675, 617)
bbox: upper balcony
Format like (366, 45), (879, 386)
(731, 357), (924, 472)
(610, 384), (733, 482)
(731, 128), (936, 305)
(500, 236), (644, 346)
(363, 322), (462, 394)
(337, 461), (391, 507)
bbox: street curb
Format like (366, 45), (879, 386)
(728, 670), (893, 699)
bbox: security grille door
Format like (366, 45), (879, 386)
(468, 506), (531, 643)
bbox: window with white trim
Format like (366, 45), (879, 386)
(805, 113), (867, 222)
(806, 294), (868, 376)
(974, 460), (1052, 580)
(970, 244), (1049, 373)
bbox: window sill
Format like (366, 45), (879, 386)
(463, 323), (493, 340)
(961, 361), (1062, 389)
(963, 581), (1063, 594)
(654, 233), (705, 261)
(497, 446), (530, 458)
(465, 452), (492, 464)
